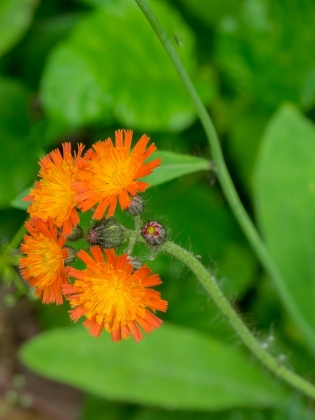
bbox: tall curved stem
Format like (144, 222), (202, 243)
(163, 241), (315, 399)
(133, 0), (315, 350)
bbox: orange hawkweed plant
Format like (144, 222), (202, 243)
(20, 217), (70, 305)
(63, 247), (167, 342)
(24, 142), (91, 235)
(73, 129), (161, 219)
(20, 130), (168, 342)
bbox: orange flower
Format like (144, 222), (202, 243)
(20, 218), (69, 305)
(73, 130), (161, 219)
(63, 246), (167, 342)
(24, 143), (90, 235)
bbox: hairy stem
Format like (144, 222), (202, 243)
(127, 215), (141, 254)
(133, 0), (315, 350)
(162, 241), (315, 399)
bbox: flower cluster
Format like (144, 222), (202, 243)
(20, 130), (167, 342)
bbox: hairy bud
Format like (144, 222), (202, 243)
(127, 255), (143, 272)
(64, 247), (77, 266)
(87, 218), (124, 249)
(126, 195), (144, 216)
(65, 225), (83, 242)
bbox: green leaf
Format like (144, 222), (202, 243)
(0, 0), (38, 56)
(41, 0), (213, 131)
(145, 151), (210, 187)
(215, 1), (315, 110)
(20, 323), (286, 410)
(254, 104), (315, 343)
(0, 77), (38, 208)
(177, 0), (240, 27)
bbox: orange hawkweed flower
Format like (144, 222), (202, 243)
(24, 143), (90, 235)
(73, 130), (161, 220)
(63, 246), (167, 342)
(20, 218), (69, 305)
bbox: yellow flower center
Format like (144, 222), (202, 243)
(89, 148), (141, 196)
(78, 267), (145, 330)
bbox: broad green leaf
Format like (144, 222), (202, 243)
(216, 0), (315, 110)
(177, 0), (240, 27)
(0, 77), (38, 207)
(145, 151), (210, 187)
(20, 323), (286, 410)
(0, 0), (37, 57)
(41, 0), (213, 131)
(82, 394), (315, 420)
(254, 104), (315, 343)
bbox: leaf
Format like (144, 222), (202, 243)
(20, 323), (286, 410)
(215, 0), (315, 110)
(254, 104), (315, 344)
(0, 77), (38, 208)
(0, 0), (38, 57)
(41, 0), (213, 131)
(145, 151), (210, 187)
(177, 0), (240, 27)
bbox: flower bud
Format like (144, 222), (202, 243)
(127, 255), (143, 272)
(65, 225), (83, 242)
(64, 247), (77, 266)
(142, 221), (167, 246)
(87, 218), (124, 249)
(126, 195), (144, 216)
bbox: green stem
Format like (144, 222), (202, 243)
(134, 0), (315, 350)
(127, 216), (141, 254)
(162, 241), (315, 399)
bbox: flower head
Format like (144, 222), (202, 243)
(73, 130), (161, 220)
(24, 143), (90, 235)
(20, 217), (69, 305)
(63, 246), (167, 342)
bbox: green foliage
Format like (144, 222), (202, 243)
(0, 77), (38, 207)
(20, 323), (287, 410)
(254, 105), (315, 340)
(0, 0), (37, 57)
(41, 0), (213, 131)
(1, 0), (315, 417)
(215, 0), (315, 110)
(145, 151), (210, 187)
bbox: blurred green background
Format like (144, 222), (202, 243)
(1, 0), (315, 418)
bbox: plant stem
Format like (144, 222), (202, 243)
(133, 0), (315, 350)
(162, 241), (315, 399)
(127, 216), (141, 254)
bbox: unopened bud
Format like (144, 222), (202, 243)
(126, 195), (144, 216)
(142, 221), (167, 246)
(64, 247), (77, 266)
(87, 218), (124, 249)
(66, 225), (83, 242)
(127, 255), (143, 272)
